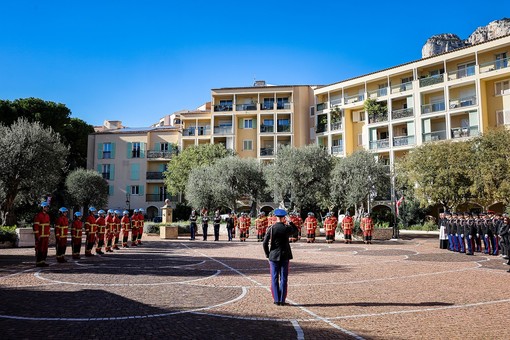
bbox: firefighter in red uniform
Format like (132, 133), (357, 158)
(55, 207), (69, 263)
(255, 212), (268, 242)
(324, 213), (336, 244)
(304, 212), (318, 243)
(84, 207), (97, 257)
(360, 213), (374, 244)
(121, 210), (131, 248)
(70, 211), (83, 259)
(289, 212), (300, 242)
(33, 202), (51, 267)
(136, 208), (145, 245)
(239, 213), (249, 242)
(296, 213), (303, 241)
(342, 211), (354, 244)
(268, 211), (278, 228)
(105, 209), (115, 252)
(95, 210), (106, 255)
(131, 209), (139, 246)
(113, 210), (121, 250)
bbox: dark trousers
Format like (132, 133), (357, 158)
(190, 223), (196, 240)
(227, 227), (233, 241)
(269, 260), (289, 304)
(202, 224), (208, 240)
(213, 224), (220, 241)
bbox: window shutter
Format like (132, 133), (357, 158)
(139, 185), (144, 196)
(130, 163), (140, 180)
(252, 118), (257, 128)
(126, 185), (131, 195)
(140, 143), (146, 158)
(110, 164), (115, 180)
(407, 122), (415, 136)
(97, 143), (103, 159)
(97, 164), (102, 174)
(154, 142), (160, 151)
(111, 143), (116, 159)
(238, 118), (243, 129)
(109, 185), (114, 196)
(126, 142), (132, 159)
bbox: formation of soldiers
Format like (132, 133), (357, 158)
(438, 211), (510, 272)
(33, 202), (146, 267)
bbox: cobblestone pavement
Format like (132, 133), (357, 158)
(1, 233), (509, 339)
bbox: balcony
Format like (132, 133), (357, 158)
(368, 88), (388, 99)
(330, 98), (343, 107)
(213, 126), (233, 135)
(449, 96), (477, 109)
(317, 102), (328, 111)
(277, 124), (291, 133)
(147, 150), (177, 159)
(236, 103), (257, 111)
(330, 121), (342, 131)
(196, 126), (211, 136)
(368, 113), (388, 124)
(316, 124), (327, 133)
(260, 147), (274, 156)
(392, 108), (414, 120)
(391, 81), (413, 94)
(480, 57), (509, 73)
(146, 172), (164, 180)
(369, 139), (390, 150)
(447, 66), (475, 81)
(260, 102), (274, 110)
(344, 93), (365, 104)
(214, 104), (233, 112)
(260, 124), (274, 133)
(146, 194), (179, 202)
(421, 101), (445, 114)
(331, 144), (343, 154)
(419, 74), (444, 88)
(423, 130), (447, 142)
(182, 128), (195, 136)
(451, 126), (479, 139)
(393, 135), (415, 147)
(277, 102), (291, 110)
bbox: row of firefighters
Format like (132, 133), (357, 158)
(32, 202), (146, 267)
(190, 210), (375, 244)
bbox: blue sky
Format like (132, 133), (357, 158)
(0, 0), (505, 127)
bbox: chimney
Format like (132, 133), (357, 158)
(253, 80), (266, 87)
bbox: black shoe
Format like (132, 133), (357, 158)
(274, 302), (280, 305)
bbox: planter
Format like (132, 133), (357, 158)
(160, 225), (178, 239)
(16, 227), (34, 247)
(0, 241), (15, 248)
(373, 228), (393, 240)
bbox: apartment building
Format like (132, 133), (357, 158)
(314, 35), (510, 168)
(87, 124), (180, 220)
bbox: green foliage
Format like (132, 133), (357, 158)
(403, 221), (437, 231)
(364, 98), (387, 120)
(264, 144), (332, 210)
(61, 118), (95, 170)
(65, 169), (109, 212)
(164, 144), (233, 196)
(396, 197), (427, 228)
(144, 223), (160, 234)
(0, 226), (17, 244)
(173, 203), (192, 222)
(0, 118), (69, 226)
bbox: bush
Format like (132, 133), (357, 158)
(402, 221), (437, 231)
(144, 223), (160, 234)
(0, 226), (18, 244)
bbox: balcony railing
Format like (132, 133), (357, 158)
(392, 107), (414, 120)
(317, 102), (328, 111)
(480, 57), (509, 73)
(277, 102), (291, 110)
(330, 98), (343, 107)
(368, 88), (388, 99)
(146, 194), (179, 202)
(331, 144), (343, 154)
(196, 126), (211, 136)
(369, 139), (390, 150)
(260, 124), (274, 133)
(449, 96), (477, 109)
(344, 93), (365, 104)
(391, 81), (413, 94)
(451, 125), (479, 139)
(447, 66), (475, 80)
(330, 121), (342, 131)
(316, 124), (327, 133)
(182, 128), (195, 136)
(421, 101), (445, 114)
(260, 102), (274, 110)
(147, 150), (177, 159)
(423, 130), (447, 142)
(368, 113), (388, 124)
(213, 126), (233, 135)
(260, 147), (274, 156)
(393, 135), (415, 147)
(146, 172), (164, 180)
(277, 124), (291, 133)
(214, 104), (233, 112)
(419, 74), (444, 87)
(236, 103), (257, 111)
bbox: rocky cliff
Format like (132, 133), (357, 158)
(422, 18), (510, 58)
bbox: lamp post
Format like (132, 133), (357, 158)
(125, 193), (131, 211)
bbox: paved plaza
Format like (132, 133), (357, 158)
(1, 232), (509, 339)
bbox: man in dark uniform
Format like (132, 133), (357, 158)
(189, 210), (197, 240)
(213, 210), (221, 241)
(463, 212), (475, 255)
(201, 210), (209, 241)
(262, 209), (298, 306)
(473, 213), (482, 252)
(226, 212), (235, 241)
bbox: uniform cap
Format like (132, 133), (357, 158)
(74, 211), (82, 217)
(89, 207), (97, 212)
(123, 210), (129, 215)
(114, 210), (121, 215)
(107, 209), (114, 214)
(274, 209), (287, 217)
(40, 202), (49, 208)
(139, 208), (144, 213)
(98, 209), (106, 215)
(59, 207), (68, 213)
(133, 209), (139, 213)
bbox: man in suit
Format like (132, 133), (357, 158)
(262, 208), (298, 306)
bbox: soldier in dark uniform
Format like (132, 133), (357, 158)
(464, 212), (475, 255)
(201, 210), (209, 241)
(451, 212), (459, 252)
(473, 213), (482, 252)
(481, 213), (491, 254)
(445, 212), (453, 251)
(489, 213), (499, 255)
(457, 213), (466, 253)
(189, 210), (197, 240)
(213, 210), (221, 241)
(225, 212), (235, 241)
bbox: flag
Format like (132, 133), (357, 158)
(396, 196), (404, 216)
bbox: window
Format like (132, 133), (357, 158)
(102, 164), (111, 180)
(243, 119), (253, 129)
(495, 53), (508, 70)
(263, 98), (274, 110)
(130, 185), (140, 195)
(103, 143), (112, 159)
(495, 80), (510, 96)
(457, 62), (475, 78)
(277, 97), (289, 109)
(160, 143), (169, 151)
(243, 140), (253, 151)
(357, 134), (363, 146)
(496, 110), (510, 126)
(310, 106), (315, 117)
(132, 142), (141, 158)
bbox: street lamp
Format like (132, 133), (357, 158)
(126, 193), (131, 211)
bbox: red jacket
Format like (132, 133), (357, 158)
(33, 211), (51, 239)
(55, 215), (69, 239)
(71, 219), (83, 239)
